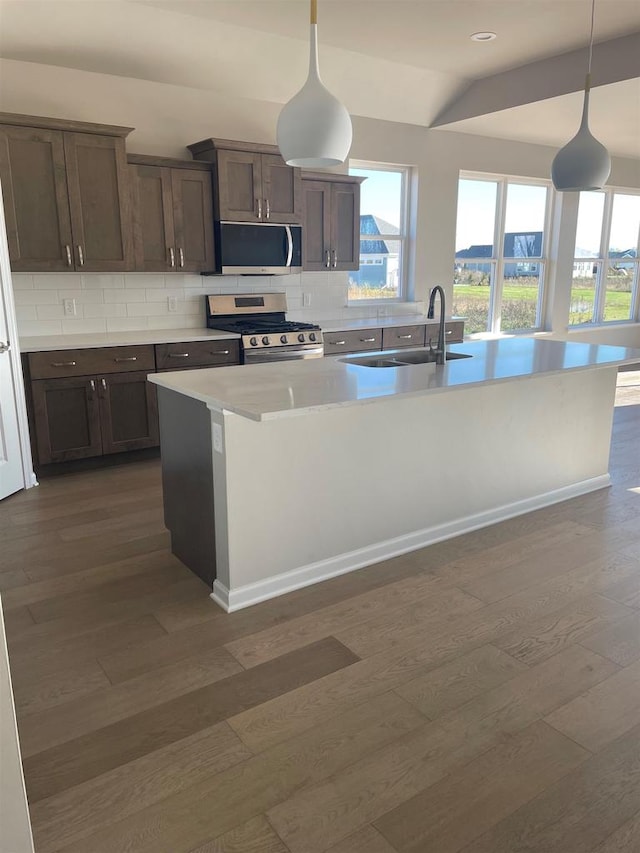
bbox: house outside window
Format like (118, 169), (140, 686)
(453, 173), (551, 334)
(348, 162), (410, 301)
(569, 190), (640, 326)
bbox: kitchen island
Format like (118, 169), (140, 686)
(149, 338), (640, 611)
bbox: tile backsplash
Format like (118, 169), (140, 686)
(12, 271), (426, 338)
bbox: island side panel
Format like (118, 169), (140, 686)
(156, 387), (218, 586)
(220, 366), (617, 607)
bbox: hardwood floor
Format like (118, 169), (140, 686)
(1, 373), (639, 853)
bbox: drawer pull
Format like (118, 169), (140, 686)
(168, 353), (190, 358)
(398, 334), (413, 339)
(213, 350), (230, 355)
(114, 356), (137, 362)
(51, 361), (76, 367)
(447, 329), (453, 335)
(360, 337), (376, 343)
(332, 340), (346, 346)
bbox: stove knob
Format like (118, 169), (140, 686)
(298, 333), (305, 343)
(262, 336), (270, 346)
(309, 332), (316, 342)
(280, 335), (288, 344)
(250, 337), (258, 347)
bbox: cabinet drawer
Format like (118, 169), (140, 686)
(324, 329), (382, 355)
(445, 321), (465, 343)
(28, 345), (156, 379)
(382, 325), (426, 350)
(155, 340), (239, 369)
(424, 321), (465, 346)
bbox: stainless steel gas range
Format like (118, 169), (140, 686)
(205, 293), (324, 364)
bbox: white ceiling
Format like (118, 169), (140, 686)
(0, 0), (638, 159)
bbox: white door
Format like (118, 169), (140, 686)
(0, 180), (34, 500)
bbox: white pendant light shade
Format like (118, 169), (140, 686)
(551, 79), (611, 191)
(551, 0), (611, 192)
(277, 2), (352, 167)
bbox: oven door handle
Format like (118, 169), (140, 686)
(244, 345), (324, 363)
(284, 225), (293, 268)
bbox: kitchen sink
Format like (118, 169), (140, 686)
(342, 349), (473, 368)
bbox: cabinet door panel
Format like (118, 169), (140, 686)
(216, 150), (261, 221)
(131, 164), (175, 271)
(171, 169), (215, 272)
(261, 154), (302, 223)
(331, 182), (360, 270)
(31, 377), (102, 464)
(64, 133), (133, 271)
(0, 125), (73, 271)
(99, 371), (159, 454)
(302, 181), (331, 271)
(382, 325), (427, 350)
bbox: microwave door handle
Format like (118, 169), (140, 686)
(285, 225), (293, 268)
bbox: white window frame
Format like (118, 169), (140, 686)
(570, 187), (640, 327)
(348, 160), (411, 303)
(455, 171), (553, 334)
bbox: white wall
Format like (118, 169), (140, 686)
(1, 58), (639, 342)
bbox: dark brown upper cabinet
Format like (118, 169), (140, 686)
(302, 173), (363, 272)
(0, 113), (134, 273)
(187, 138), (302, 224)
(129, 155), (215, 273)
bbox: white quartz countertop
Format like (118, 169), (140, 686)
(148, 338), (640, 422)
(19, 328), (240, 352)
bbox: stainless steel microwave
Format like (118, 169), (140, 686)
(207, 221), (302, 275)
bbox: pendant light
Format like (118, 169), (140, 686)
(277, 0), (352, 167)
(551, 0), (611, 191)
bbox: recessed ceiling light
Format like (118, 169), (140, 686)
(470, 32), (497, 42)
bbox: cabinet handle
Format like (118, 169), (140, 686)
(446, 329), (453, 335)
(213, 350), (230, 355)
(89, 379), (96, 399)
(265, 199), (270, 220)
(332, 340), (346, 346)
(77, 245), (84, 266)
(65, 245), (73, 267)
(360, 337), (376, 343)
(178, 247), (185, 268)
(114, 356), (137, 362)
(325, 250), (331, 269)
(51, 361), (76, 367)
(169, 247), (175, 268)
(332, 249), (337, 268)
(168, 353), (190, 358)
(257, 199), (262, 219)
(398, 334), (413, 339)
(100, 378), (107, 396)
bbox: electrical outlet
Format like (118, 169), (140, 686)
(167, 296), (178, 313)
(302, 293), (311, 307)
(63, 298), (76, 317)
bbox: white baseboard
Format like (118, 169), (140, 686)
(210, 474), (611, 612)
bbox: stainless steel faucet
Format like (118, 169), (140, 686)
(427, 285), (446, 365)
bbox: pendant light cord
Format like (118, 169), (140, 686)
(310, 0), (317, 25)
(585, 0), (596, 91)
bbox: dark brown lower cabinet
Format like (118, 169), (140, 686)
(98, 371), (159, 454)
(31, 376), (103, 464)
(31, 371), (158, 464)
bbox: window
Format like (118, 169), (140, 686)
(348, 162), (409, 301)
(570, 190), (640, 326)
(453, 174), (551, 334)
